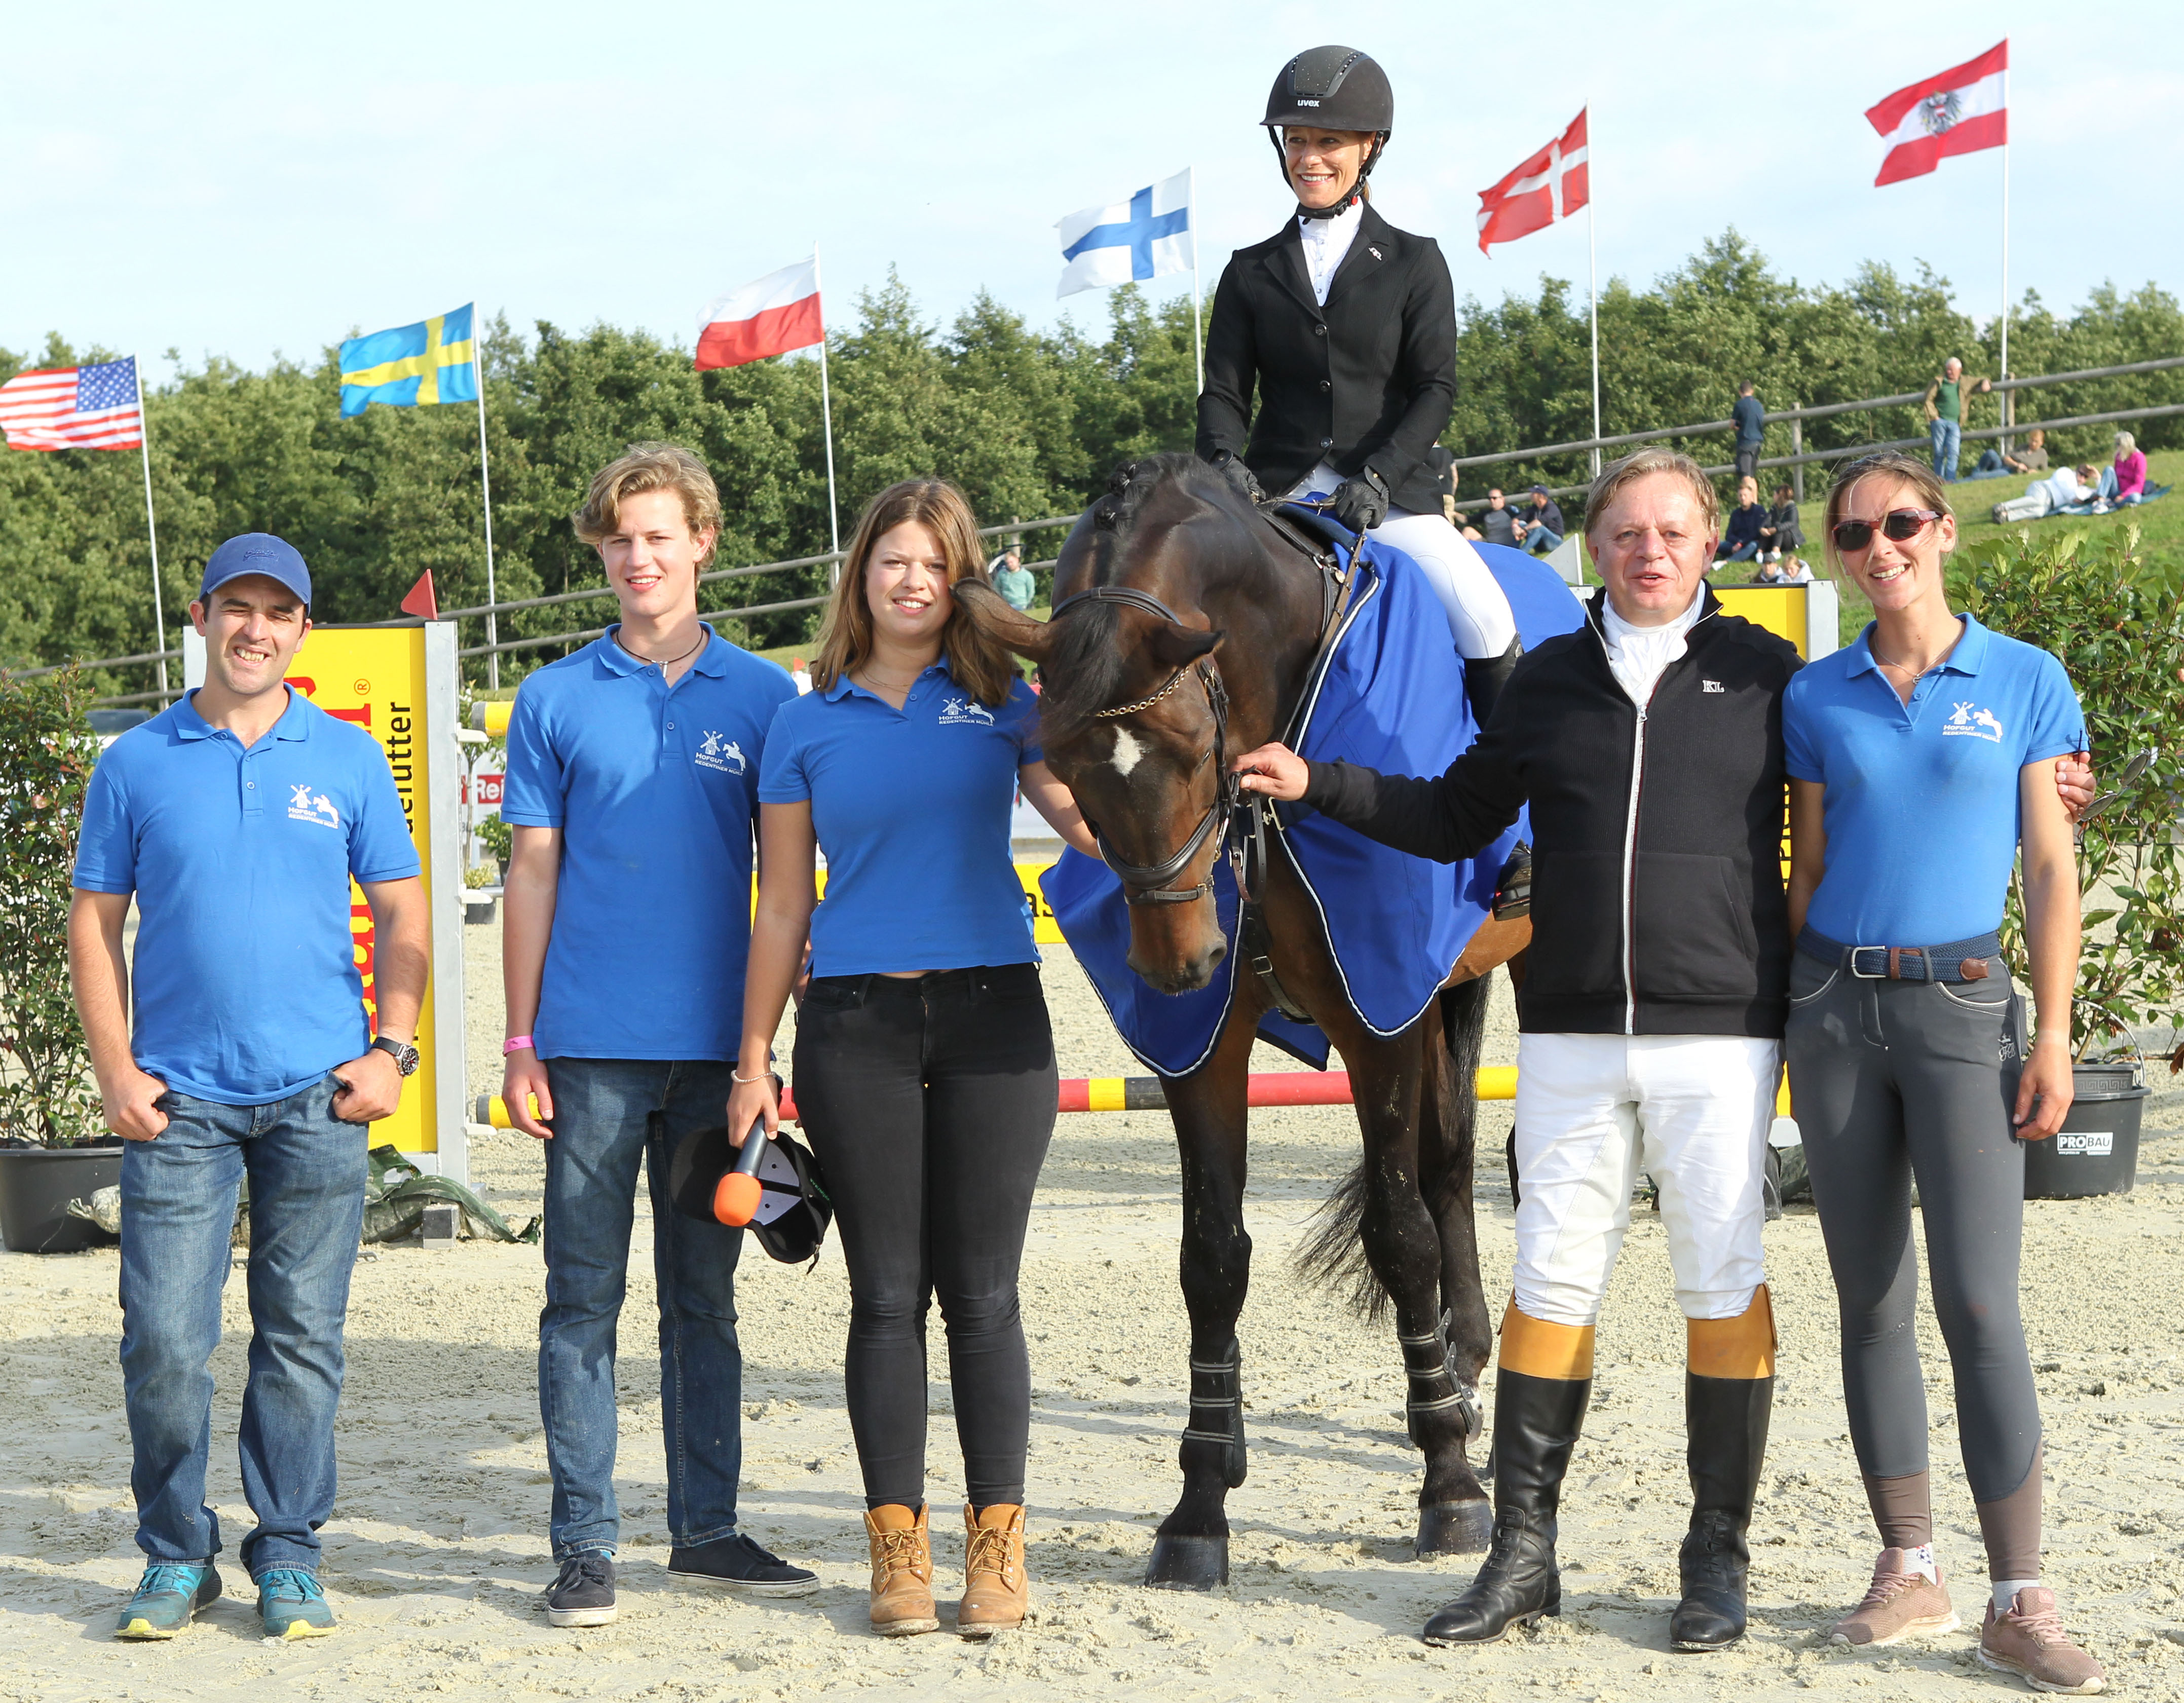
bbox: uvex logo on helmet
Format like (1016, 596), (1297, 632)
(1260, 46), (1394, 215)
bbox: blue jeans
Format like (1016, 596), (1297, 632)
(538, 1058), (745, 1559)
(119, 1073), (368, 1577)
(1524, 525), (1564, 556)
(1930, 419), (1962, 480)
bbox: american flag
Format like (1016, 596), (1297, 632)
(0, 357), (144, 451)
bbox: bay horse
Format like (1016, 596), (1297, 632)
(959, 453), (1529, 1590)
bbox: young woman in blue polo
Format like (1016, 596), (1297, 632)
(730, 477), (1092, 1639)
(1783, 451), (2100, 1691)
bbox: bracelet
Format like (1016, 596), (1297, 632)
(503, 1035), (535, 1056)
(731, 1067), (774, 1085)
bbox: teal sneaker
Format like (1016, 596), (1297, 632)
(116, 1561), (222, 1639)
(255, 1568), (335, 1639)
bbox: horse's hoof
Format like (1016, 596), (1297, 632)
(1145, 1533), (1229, 1590)
(1415, 1500), (1494, 1557)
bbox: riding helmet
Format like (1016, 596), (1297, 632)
(1261, 46), (1393, 212)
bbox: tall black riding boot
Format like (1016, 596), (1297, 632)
(1672, 1294), (1776, 1652)
(1462, 637), (1523, 731)
(1422, 1364), (1589, 1646)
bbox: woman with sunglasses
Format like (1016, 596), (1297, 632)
(1783, 451), (2103, 1693)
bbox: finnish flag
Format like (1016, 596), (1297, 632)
(1056, 169), (1193, 299)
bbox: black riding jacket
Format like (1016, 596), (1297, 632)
(1195, 201), (1457, 515)
(1301, 586), (1804, 1039)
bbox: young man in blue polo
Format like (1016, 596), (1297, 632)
(69, 534), (430, 1640)
(500, 443), (811, 1626)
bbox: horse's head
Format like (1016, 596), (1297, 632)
(961, 456), (1287, 995)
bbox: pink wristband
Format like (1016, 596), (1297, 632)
(503, 1035), (535, 1056)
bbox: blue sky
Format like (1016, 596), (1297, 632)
(7, 0), (2179, 382)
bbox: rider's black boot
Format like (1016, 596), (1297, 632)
(1671, 1299), (1776, 1652)
(1421, 1363), (1590, 1647)
(1462, 637), (1523, 732)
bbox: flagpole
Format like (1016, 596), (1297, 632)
(1585, 112), (1602, 482)
(470, 318), (500, 689)
(1999, 59), (2012, 448)
(813, 242), (843, 587)
(1188, 164), (1204, 400)
(131, 356), (169, 698)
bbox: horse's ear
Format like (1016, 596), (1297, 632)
(1148, 621), (1224, 669)
(955, 581), (1057, 663)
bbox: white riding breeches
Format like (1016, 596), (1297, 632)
(1284, 465), (1518, 659)
(1510, 1031), (1779, 1328)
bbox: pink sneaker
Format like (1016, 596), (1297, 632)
(1829, 1548), (1960, 1648)
(1978, 1586), (2105, 1695)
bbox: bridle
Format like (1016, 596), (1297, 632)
(1048, 585), (1235, 907)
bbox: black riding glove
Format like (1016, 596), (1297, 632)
(1330, 468), (1390, 533)
(1209, 449), (1265, 504)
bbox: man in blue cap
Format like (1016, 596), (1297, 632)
(68, 533), (430, 1641)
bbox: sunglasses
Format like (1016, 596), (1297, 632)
(1830, 508), (1941, 553)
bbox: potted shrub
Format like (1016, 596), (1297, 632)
(0, 669), (124, 1251)
(1961, 525), (2184, 1196)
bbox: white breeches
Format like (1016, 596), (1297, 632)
(1511, 1032), (1779, 1328)
(1285, 465), (1518, 659)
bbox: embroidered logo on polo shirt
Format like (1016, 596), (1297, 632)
(1702, 679), (1725, 694)
(695, 730), (747, 774)
(1943, 702), (2004, 743)
(938, 697), (995, 727)
(287, 784), (341, 829)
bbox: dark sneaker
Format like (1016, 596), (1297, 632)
(255, 1568), (335, 1639)
(544, 1554), (617, 1628)
(115, 1561), (221, 1639)
(668, 1533), (819, 1597)
(1979, 1586), (2106, 1694)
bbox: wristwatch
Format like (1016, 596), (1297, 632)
(371, 1036), (422, 1077)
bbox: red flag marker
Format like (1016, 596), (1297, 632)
(401, 570), (438, 621)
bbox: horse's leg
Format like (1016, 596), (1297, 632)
(1317, 997), (1493, 1559)
(1144, 1004), (1258, 1591)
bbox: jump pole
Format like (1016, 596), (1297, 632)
(479, 1068), (1521, 1129)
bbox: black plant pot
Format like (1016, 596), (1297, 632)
(0, 1144), (125, 1253)
(2022, 1064), (2147, 1200)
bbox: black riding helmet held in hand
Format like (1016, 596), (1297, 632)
(1262, 46), (1394, 219)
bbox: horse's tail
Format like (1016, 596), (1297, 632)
(1292, 975), (1492, 1322)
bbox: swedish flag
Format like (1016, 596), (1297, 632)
(338, 303), (477, 418)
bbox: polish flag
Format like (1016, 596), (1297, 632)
(1866, 41), (2007, 187)
(696, 257), (824, 370)
(1476, 109), (1590, 255)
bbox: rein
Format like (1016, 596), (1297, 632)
(1050, 515), (1353, 1021)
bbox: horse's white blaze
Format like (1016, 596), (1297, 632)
(1110, 727), (1145, 778)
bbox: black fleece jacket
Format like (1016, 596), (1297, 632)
(1301, 586), (1803, 1038)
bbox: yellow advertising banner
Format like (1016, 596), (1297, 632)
(284, 628), (443, 1155)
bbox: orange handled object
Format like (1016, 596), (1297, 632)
(712, 1118), (770, 1227)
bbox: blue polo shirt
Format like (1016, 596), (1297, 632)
(502, 626), (795, 1061)
(759, 666), (1040, 976)
(1784, 614), (2083, 943)
(72, 689), (420, 1106)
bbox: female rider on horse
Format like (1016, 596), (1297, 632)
(1197, 45), (1523, 730)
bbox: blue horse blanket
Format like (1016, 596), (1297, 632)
(1044, 536), (1584, 1076)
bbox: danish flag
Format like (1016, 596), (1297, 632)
(1866, 41), (2008, 187)
(1476, 109), (1590, 254)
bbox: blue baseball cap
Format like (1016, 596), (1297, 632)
(199, 533), (312, 609)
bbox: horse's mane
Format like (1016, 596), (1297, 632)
(1038, 455), (1237, 747)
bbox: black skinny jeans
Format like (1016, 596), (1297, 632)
(793, 964), (1058, 1511)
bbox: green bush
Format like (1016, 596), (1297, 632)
(1961, 526), (2184, 1058)
(0, 672), (104, 1144)
(476, 814), (512, 865)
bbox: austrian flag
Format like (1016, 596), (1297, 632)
(696, 257), (824, 370)
(1867, 41), (2007, 186)
(1476, 110), (1589, 254)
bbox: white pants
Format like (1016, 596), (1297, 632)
(1286, 465), (1518, 659)
(1511, 1032), (1779, 1328)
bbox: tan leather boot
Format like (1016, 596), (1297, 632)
(863, 1504), (938, 1636)
(957, 1503), (1028, 1637)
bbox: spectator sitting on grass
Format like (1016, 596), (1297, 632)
(1514, 485), (1565, 556)
(2112, 432), (2148, 507)
(1713, 476), (1767, 565)
(1476, 487), (1519, 548)
(1968, 428), (2049, 481)
(1757, 484), (1804, 563)
(1992, 464), (2099, 525)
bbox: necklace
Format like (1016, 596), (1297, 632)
(856, 662), (927, 692)
(615, 627), (706, 668)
